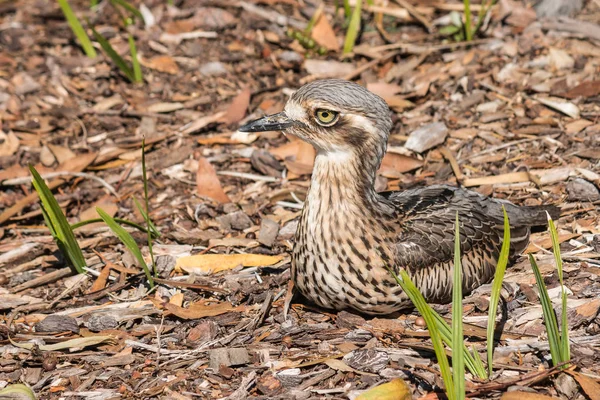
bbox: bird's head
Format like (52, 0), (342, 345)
(239, 79), (392, 154)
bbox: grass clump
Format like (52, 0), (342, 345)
(390, 208), (569, 399)
(30, 166), (87, 274)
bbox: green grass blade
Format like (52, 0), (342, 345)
(343, 0), (361, 54)
(486, 206), (511, 374)
(128, 34), (142, 83)
(431, 312), (488, 379)
(470, 345), (486, 377)
(30, 166), (86, 274)
(462, 0), (473, 41)
(140, 138), (155, 274)
(452, 213), (465, 400)
(389, 268), (455, 399)
(57, 0), (97, 58)
(529, 254), (562, 366)
(109, 0), (144, 21)
(342, 0), (352, 18)
(96, 207), (154, 287)
(90, 25), (135, 82)
(548, 217), (570, 363)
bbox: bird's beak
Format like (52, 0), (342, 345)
(238, 112), (296, 132)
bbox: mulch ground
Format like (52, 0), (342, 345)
(1, 0), (600, 398)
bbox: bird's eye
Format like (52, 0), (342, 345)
(315, 109), (339, 126)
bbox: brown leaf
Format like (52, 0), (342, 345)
(380, 152), (423, 174)
(524, 233), (580, 254)
(196, 157), (231, 203)
(566, 370), (600, 400)
(141, 55), (180, 74)
(219, 87), (251, 125)
(175, 253), (284, 274)
(462, 171), (534, 187)
(311, 14), (339, 51)
(163, 301), (246, 319)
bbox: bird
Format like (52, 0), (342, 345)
(239, 79), (558, 315)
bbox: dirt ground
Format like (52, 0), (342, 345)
(1, 0), (600, 398)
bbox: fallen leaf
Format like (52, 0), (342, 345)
(565, 119), (593, 134)
(141, 55), (180, 74)
(500, 392), (559, 400)
(0, 131), (19, 156)
(162, 301), (246, 319)
(380, 152), (423, 174)
(311, 14), (339, 51)
(175, 253), (284, 274)
(566, 370), (600, 400)
(356, 378), (412, 400)
(180, 111), (226, 135)
(10, 335), (115, 351)
(196, 157), (230, 203)
(219, 87), (251, 125)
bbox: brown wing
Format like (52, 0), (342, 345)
(383, 185), (551, 303)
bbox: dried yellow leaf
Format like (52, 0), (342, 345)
(175, 253), (284, 274)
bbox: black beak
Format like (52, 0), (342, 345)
(238, 112), (296, 132)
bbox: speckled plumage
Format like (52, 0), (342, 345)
(240, 79), (557, 315)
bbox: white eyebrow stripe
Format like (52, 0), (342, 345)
(285, 102), (307, 121)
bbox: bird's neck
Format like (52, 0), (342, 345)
(307, 144), (386, 211)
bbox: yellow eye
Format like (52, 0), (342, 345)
(315, 109), (339, 126)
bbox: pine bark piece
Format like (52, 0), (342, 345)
(209, 347), (250, 369)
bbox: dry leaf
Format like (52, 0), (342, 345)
(311, 14), (339, 51)
(181, 111), (226, 135)
(196, 157), (231, 203)
(500, 392), (558, 400)
(0, 131), (19, 156)
(162, 301), (246, 319)
(175, 253), (284, 274)
(141, 55), (180, 74)
(220, 87), (251, 125)
(10, 335), (115, 351)
(380, 152), (423, 174)
(566, 370), (600, 400)
(356, 378), (412, 400)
